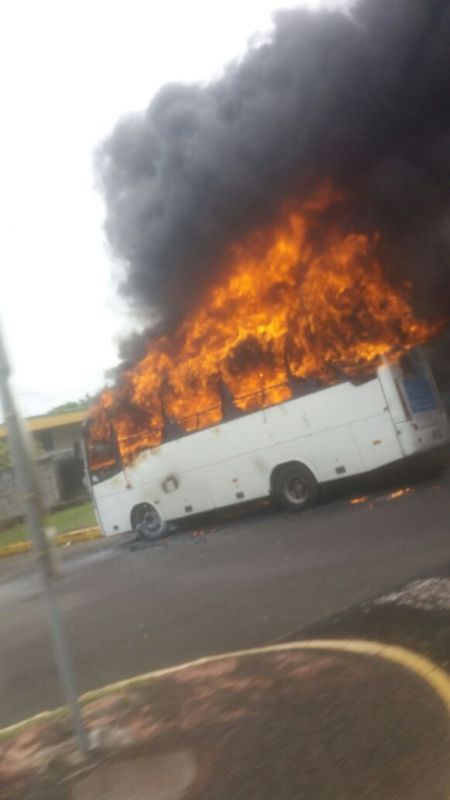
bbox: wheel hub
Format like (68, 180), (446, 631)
(285, 476), (307, 503)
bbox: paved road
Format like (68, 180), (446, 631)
(1, 463), (449, 727)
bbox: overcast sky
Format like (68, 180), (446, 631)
(0, 0), (344, 417)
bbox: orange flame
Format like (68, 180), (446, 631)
(388, 488), (414, 500)
(88, 189), (442, 469)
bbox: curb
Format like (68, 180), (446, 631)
(1, 639), (449, 743)
(55, 527), (102, 546)
(80, 639), (450, 713)
(0, 527), (103, 559)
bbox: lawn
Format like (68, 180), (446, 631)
(0, 501), (97, 548)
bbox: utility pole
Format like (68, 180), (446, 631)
(0, 323), (88, 753)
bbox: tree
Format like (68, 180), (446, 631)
(47, 395), (95, 415)
(47, 402), (82, 415)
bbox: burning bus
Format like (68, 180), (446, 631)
(83, 195), (449, 538)
(85, 348), (448, 540)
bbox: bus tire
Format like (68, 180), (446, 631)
(131, 503), (166, 540)
(271, 462), (319, 511)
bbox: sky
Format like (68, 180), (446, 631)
(0, 0), (345, 418)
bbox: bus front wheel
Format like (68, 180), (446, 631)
(272, 463), (319, 511)
(131, 503), (166, 540)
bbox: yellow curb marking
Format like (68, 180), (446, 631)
(1, 639), (449, 743)
(0, 542), (31, 558)
(0, 527), (102, 558)
(55, 527), (102, 545)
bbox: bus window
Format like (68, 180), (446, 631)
(399, 351), (438, 415)
(86, 437), (123, 483)
(399, 351), (422, 378)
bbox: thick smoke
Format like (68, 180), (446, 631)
(97, 0), (450, 345)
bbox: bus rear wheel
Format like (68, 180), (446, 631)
(272, 463), (319, 511)
(131, 503), (166, 540)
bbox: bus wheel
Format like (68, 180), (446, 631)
(272, 463), (319, 511)
(131, 503), (166, 540)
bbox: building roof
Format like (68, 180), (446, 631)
(0, 409), (88, 439)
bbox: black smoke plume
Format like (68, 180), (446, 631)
(96, 0), (450, 353)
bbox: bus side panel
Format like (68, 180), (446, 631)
(207, 454), (271, 507)
(158, 469), (214, 519)
(308, 425), (363, 481)
(121, 445), (215, 518)
(350, 415), (403, 471)
(92, 470), (130, 499)
(214, 422), (363, 497)
(93, 470), (167, 534)
(95, 488), (137, 535)
(394, 421), (447, 456)
(297, 377), (387, 433)
(126, 449), (175, 489)
(207, 432), (319, 507)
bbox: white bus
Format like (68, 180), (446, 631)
(84, 348), (448, 539)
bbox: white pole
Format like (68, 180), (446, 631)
(0, 324), (88, 753)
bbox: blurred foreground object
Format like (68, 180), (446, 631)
(0, 323), (87, 752)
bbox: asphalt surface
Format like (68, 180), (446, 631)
(293, 562), (450, 672)
(1, 459), (450, 727)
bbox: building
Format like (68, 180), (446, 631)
(0, 408), (88, 457)
(0, 409), (89, 523)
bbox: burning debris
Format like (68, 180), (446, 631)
(387, 487), (414, 501)
(350, 496), (369, 505)
(89, 0), (450, 466)
(350, 487), (415, 508)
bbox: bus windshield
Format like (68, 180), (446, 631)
(84, 427), (123, 484)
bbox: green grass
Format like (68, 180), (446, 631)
(0, 501), (97, 548)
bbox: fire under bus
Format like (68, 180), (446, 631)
(84, 347), (448, 539)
